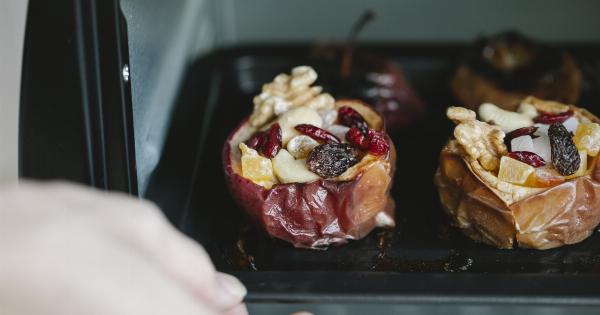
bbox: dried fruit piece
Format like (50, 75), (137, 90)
(239, 143), (277, 188)
(367, 129), (390, 156)
(562, 117), (579, 133)
(534, 110), (574, 124)
(497, 155), (535, 185)
(549, 123), (580, 176)
(326, 124), (350, 140)
(534, 123), (550, 136)
(286, 135), (320, 159)
(565, 150), (588, 180)
(245, 132), (264, 150)
(338, 106), (369, 134)
(261, 123), (283, 158)
(526, 167), (565, 188)
(295, 124), (340, 143)
(532, 134), (551, 162)
(346, 126), (369, 150)
(510, 135), (533, 152)
(505, 126), (538, 145)
(307, 143), (359, 178)
(507, 151), (546, 167)
(573, 122), (600, 156)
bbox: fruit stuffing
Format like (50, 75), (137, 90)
(435, 96), (600, 249)
(223, 66), (396, 249)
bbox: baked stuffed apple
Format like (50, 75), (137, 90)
(435, 96), (600, 249)
(451, 31), (582, 111)
(223, 66), (396, 249)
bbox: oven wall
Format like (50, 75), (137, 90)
(121, 0), (217, 194)
(216, 0), (600, 45)
(0, 0), (28, 183)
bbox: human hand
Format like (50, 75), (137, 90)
(0, 181), (247, 315)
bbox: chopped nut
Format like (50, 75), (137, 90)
(249, 66), (334, 127)
(447, 106), (476, 124)
(449, 106), (507, 171)
(287, 135), (320, 159)
(290, 86), (323, 106)
(290, 66), (318, 87)
(517, 102), (538, 118)
(306, 93), (335, 111)
(478, 103), (533, 132)
(318, 107), (338, 127)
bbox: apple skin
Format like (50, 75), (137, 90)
(435, 102), (600, 250)
(222, 102), (396, 249)
(311, 47), (426, 130)
(435, 148), (600, 250)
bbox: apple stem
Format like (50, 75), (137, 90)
(340, 9), (376, 78)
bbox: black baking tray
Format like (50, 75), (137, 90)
(144, 44), (600, 304)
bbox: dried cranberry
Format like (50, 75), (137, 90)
(346, 126), (369, 150)
(505, 126), (538, 142)
(508, 151), (546, 167)
(260, 123), (282, 158)
(338, 106), (369, 134)
(245, 132), (264, 150)
(534, 110), (574, 124)
(295, 124), (340, 143)
(367, 129), (389, 156)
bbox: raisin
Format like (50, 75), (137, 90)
(346, 126), (369, 150)
(367, 129), (389, 156)
(548, 123), (580, 176)
(261, 123), (282, 158)
(295, 124), (340, 143)
(534, 110), (574, 124)
(508, 151), (546, 167)
(307, 143), (359, 178)
(338, 106), (369, 135)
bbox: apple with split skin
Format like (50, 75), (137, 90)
(435, 99), (600, 249)
(222, 99), (396, 249)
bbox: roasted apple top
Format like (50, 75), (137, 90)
(234, 66), (390, 189)
(446, 96), (600, 205)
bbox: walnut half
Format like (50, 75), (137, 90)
(249, 66), (334, 127)
(447, 106), (507, 171)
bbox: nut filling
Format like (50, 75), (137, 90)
(238, 66), (390, 186)
(447, 98), (596, 196)
(223, 65), (397, 249)
(436, 96), (600, 250)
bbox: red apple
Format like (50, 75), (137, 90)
(222, 100), (396, 249)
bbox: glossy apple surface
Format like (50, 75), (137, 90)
(223, 101), (396, 249)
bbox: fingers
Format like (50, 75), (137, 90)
(152, 225), (247, 312)
(222, 302), (249, 315)
(214, 272), (247, 311)
(7, 181), (248, 314)
(81, 185), (249, 313)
